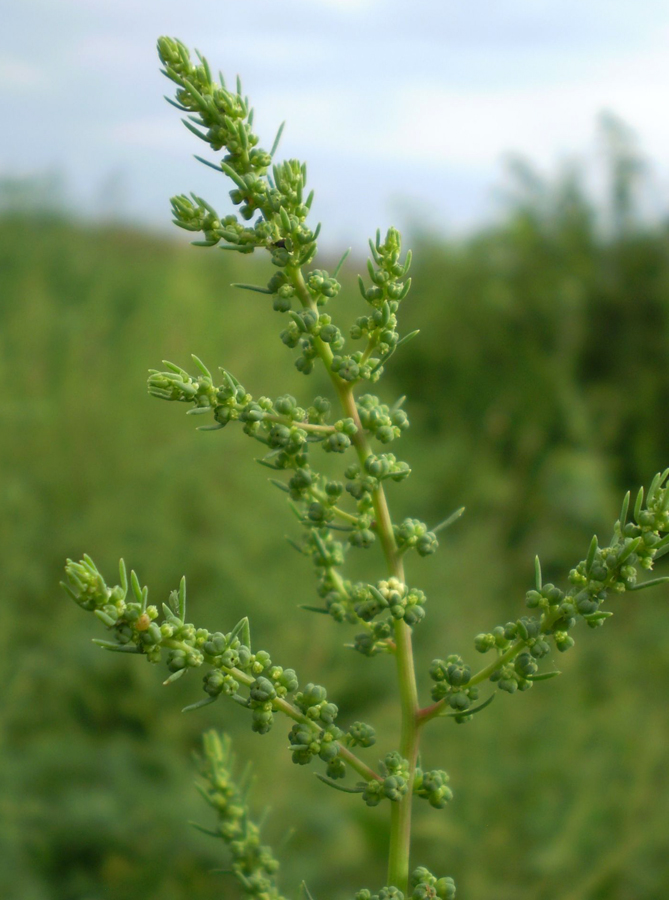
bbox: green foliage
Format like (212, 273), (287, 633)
(52, 36), (669, 900)
(2, 58), (669, 900)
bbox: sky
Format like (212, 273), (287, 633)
(2, 0), (669, 248)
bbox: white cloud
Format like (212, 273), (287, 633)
(0, 55), (46, 90)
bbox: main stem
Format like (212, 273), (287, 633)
(290, 268), (420, 894)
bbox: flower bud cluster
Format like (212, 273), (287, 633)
(357, 228), (412, 311)
(350, 304), (398, 357)
(345, 721), (377, 748)
(196, 731), (288, 900)
(410, 867), (457, 900)
(330, 351), (383, 384)
(352, 619), (395, 657)
(63, 557), (383, 785)
(464, 473), (669, 700)
(362, 752), (410, 806)
(352, 578), (427, 627)
(413, 769), (453, 809)
(354, 868), (455, 900)
(357, 394), (410, 444)
(429, 655), (480, 714)
(148, 362), (341, 462)
(279, 307), (349, 376)
(159, 38), (331, 340)
(345, 456), (411, 503)
(356, 888), (404, 900)
(62, 556), (297, 731)
(473, 617), (550, 694)
(288, 683), (344, 776)
(158, 37), (268, 176)
(394, 519), (439, 557)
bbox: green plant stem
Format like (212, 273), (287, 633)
(289, 267), (420, 894)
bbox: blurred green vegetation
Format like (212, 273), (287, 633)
(2, 130), (669, 900)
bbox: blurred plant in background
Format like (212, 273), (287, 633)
(1, 87), (668, 900)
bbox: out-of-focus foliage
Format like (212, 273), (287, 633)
(2, 124), (669, 900)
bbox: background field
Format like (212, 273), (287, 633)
(2, 135), (669, 900)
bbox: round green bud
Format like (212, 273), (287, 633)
(349, 529), (376, 549)
(555, 632), (575, 652)
(474, 633), (494, 653)
(250, 676), (276, 703)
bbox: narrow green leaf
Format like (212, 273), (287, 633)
(256, 458), (281, 470)
(634, 486), (644, 521)
(333, 248), (351, 278)
(432, 507), (465, 535)
(441, 694), (495, 718)
(525, 670), (562, 682)
(315, 774), (365, 793)
(162, 602), (181, 625)
(654, 542), (669, 560)
(230, 616), (251, 650)
(92, 639), (142, 653)
(82, 553), (98, 572)
(395, 329), (420, 349)
(119, 558), (128, 596)
(288, 311), (307, 333)
(288, 501), (305, 522)
(628, 576), (669, 592)
(585, 534), (598, 573)
(194, 154), (223, 174)
(619, 490), (631, 527)
(583, 611), (613, 622)
(94, 610), (117, 627)
(178, 575), (187, 620)
(299, 605), (329, 615)
(130, 570), (143, 604)
(618, 536), (642, 564)
(534, 555), (542, 591)
(219, 162), (247, 190)
(60, 581), (78, 602)
(182, 696), (218, 713)
(231, 283), (273, 295)
(189, 821), (221, 838)
(357, 275), (367, 300)
(181, 118), (209, 142)
(164, 95), (188, 112)
(647, 471), (662, 504)
(191, 354), (212, 378)
(163, 668), (187, 685)
(301, 881), (317, 900)
(311, 530), (329, 560)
